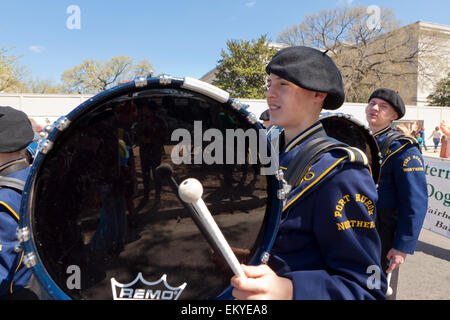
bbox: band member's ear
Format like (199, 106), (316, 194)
(314, 92), (327, 103)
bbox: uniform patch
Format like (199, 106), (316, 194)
(337, 219), (375, 231)
(402, 155), (424, 172)
(334, 193), (375, 231)
(334, 194), (351, 218)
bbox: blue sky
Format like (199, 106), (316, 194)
(0, 0), (449, 84)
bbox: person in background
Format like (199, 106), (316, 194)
(230, 46), (386, 300)
(259, 109), (271, 128)
(440, 120), (450, 158)
(0, 106), (41, 299)
(428, 126), (441, 152)
(365, 89), (428, 300)
(418, 127), (427, 151)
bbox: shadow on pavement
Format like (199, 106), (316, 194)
(415, 240), (450, 262)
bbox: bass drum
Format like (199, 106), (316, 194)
(18, 75), (280, 300)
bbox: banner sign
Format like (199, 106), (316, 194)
(422, 156), (450, 238)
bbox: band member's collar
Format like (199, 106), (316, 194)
(373, 126), (391, 139)
(284, 121), (325, 153)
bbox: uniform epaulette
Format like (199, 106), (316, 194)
(285, 136), (370, 189)
(379, 131), (419, 157)
(281, 137), (371, 213)
(332, 146), (369, 167)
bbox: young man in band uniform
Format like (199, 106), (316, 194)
(0, 106), (37, 299)
(365, 89), (427, 299)
(230, 46), (386, 299)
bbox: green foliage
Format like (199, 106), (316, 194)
(213, 35), (277, 99)
(61, 56), (154, 94)
(428, 73), (450, 107)
(0, 46), (27, 92)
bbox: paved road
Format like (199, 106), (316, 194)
(396, 144), (450, 299)
(397, 228), (450, 300)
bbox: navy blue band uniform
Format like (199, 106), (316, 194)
(373, 126), (428, 266)
(0, 159), (32, 297)
(267, 122), (386, 299)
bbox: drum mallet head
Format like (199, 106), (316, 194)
(178, 178), (203, 203)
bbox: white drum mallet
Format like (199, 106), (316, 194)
(178, 177), (247, 280)
(386, 259), (393, 296)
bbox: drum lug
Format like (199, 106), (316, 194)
(39, 117), (70, 140)
(134, 76), (148, 88)
(38, 139), (54, 154)
(23, 253), (37, 268)
(230, 101), (242, 111)
(54, 116), (71, 131)
(275, 169), (285, 182)
(159, 74), (172, 85)
(16, 227), (31, 243)
(39, 126), (52, 139)
(275, 169), (292, 205)
(246, 113), (257, 124)
(277, 188), (291, 200)
(260, 251), (271, 264)
(230, 100), (249, 111)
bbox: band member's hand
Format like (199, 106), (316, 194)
(386, 248), (407, 273)
(231, 264), (293, 300)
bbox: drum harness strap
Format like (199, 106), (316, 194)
(276, 133), (369, 207)
(0, 160), (41, 300)
(378, 130), (420, 158)
(0, 159), (28, 194)
(0, 176), (25, 194)
(0, 159), (28, 220)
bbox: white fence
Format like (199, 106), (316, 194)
(0, 93), (91, 126)
(1, 93), (448, 137)
(241, 99), (449, 146)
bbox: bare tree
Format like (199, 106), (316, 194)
(277, 5), (446, 103)
(0, 46), (27, 93)
(22, 78), (65, 94)
(61, 55), (154, 94)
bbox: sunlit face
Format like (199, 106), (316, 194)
(265, 74), (324, 136)
(365, 97), (399, 132)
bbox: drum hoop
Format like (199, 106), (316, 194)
(19, 74), (280, 300)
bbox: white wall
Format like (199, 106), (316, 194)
(1, 94), (448, 136)
(241, 99), (449, 135)
(0, 93), (91, 126)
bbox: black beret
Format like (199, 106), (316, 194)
(259, 109), (270, 121)
(369, 88), (405, 119)
(0, 106), (34, 153)
(266, 46), (345, 110)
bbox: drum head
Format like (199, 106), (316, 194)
(320, 113), (381, 184)
(22, 77), (278, 300)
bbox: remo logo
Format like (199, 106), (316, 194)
(111, 273), (187, 300)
